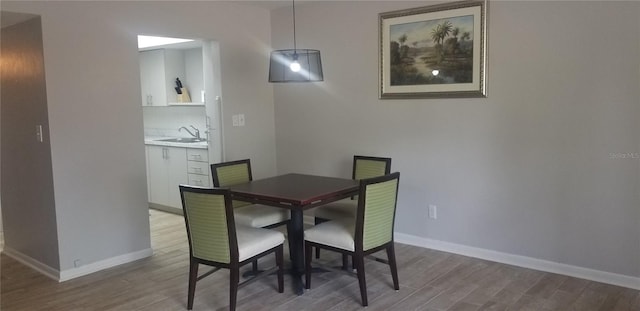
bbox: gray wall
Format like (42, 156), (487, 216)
(272, 1), (640, 278)
(2, 1), (277, 272)
(1, 16), (60, 269)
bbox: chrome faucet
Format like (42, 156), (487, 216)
(178, 125), (200, 139)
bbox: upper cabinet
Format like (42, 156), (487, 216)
(139, 48), (204, 107)
(139, 49), (164, 106)
(183, 48), (204, 104)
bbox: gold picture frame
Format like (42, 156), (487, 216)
(379, 0), (488, 99)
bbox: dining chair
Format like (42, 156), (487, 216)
(304, 172), (400, 307)
(313, 155), (391, 261)
(179, 185), (284, 311)
(210, 159), (290, 229)
(210, 159), (291, 270)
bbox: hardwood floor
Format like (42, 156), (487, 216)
(1, 209), (638, 310)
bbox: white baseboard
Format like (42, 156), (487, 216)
(59, 248), (153, 281)
(3, 247), (154, 282)
(394, 233), (640, 291)
(2, 247), (60, 281)
(289, 216), (639, 290)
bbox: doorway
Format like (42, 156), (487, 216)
(137, 35), (223, 215)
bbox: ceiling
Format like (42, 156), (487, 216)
(135, 0), (297, 50)
(237, 0), (291, 10)
(1, 11), (38, 29)
(138, 39), (203, 52)
(1, 0), (301, 29)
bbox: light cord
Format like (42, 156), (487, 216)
(292, 0), (297, 52)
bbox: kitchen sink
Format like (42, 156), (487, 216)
(156, 137), (206, 143)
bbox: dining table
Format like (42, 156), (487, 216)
(227, 173), (360, 295)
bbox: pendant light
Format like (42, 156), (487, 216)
(268, 0), (323, 82)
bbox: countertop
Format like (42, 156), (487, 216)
(144, 137), (208, 149)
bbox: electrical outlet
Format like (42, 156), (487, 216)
(428, 204), (437, 219)
(73, 259), (82, 268)
(238, 114), (245, 126)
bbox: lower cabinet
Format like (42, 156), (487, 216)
(186, 148), (210, 187)
(146, 145), (188, 209)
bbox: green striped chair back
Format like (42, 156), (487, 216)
(351, 156), (391, 201)
(215, 164), (251, 187)
(180, 186), (235, 263)
(358, 173), (400, 251)
(353, 156), (391, 180)
(211, 159), (253, 208)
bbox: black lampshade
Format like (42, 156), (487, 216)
(268, 49), (323, 83)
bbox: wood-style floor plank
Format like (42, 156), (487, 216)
(1, 209), (638, 310)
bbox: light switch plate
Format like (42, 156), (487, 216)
(232, 115), (239, 126)
(238, 114), (245, 126)
(36, 125), (43, 142)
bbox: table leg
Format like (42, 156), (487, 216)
(288, 209), (305, 295)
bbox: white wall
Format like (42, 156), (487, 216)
(272, 1), (640, 280)
(2, 1), (277, 273)
(142, 106), (207, 138)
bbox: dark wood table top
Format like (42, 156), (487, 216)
(227, 173), (359, 210)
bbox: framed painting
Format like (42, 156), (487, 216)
(379, 0), (487, 99)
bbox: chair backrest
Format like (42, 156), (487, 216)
(352, 156), (392, 181)
(210, 159), (253, 187)
(210, 159), (254, 208)
(350, 156), (391, 201)
(355, 172), (400, 252)
(179, 185), (239, 264)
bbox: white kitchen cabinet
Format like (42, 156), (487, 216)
(139, 49), (185, 106)
(183, 48), (204, 104)
(139, 50), (164, 106)
(146, 145), (188, 209)
(187, 174), (209, 188)
(186, 148), (208, 162)
(186, 148), (210, 187)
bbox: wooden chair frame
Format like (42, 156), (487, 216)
(180, 186), (284, 311)
(210, 159), (254, 188)
(210, 159), (292, 268)
(305, 172), (400, 307)
(314, 155), (392, 262)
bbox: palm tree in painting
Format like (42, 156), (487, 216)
(460, 31), (472, 54)
(397, 34), (409, 59)
(452, 27), (460, 40)
(461, 31), (471, 41)
(430, 20), (453, 61)
(439, 21), (453, 44)
(398, 34), (408, 46)
(430, 27), (441, 46)
(430, 21), (453, 47)
(445, 26), (461, 55)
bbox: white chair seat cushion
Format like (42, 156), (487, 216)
(234, 204), (290, 228)
(236, 225), (285, 262)
(314, 199), (357, 220)
(304, 219), (355, 252)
